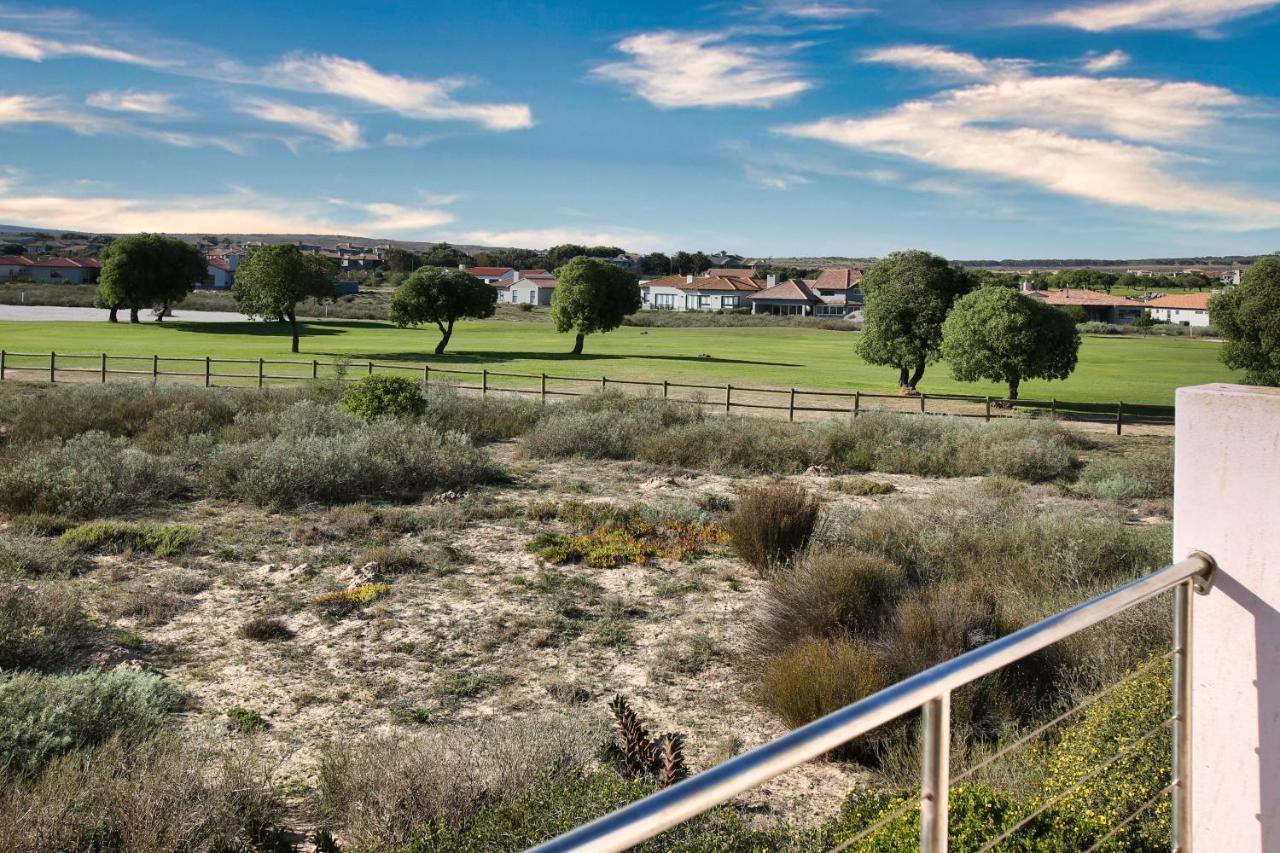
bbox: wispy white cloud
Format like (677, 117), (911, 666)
(861, 45), (995, 78)
(265, 54), (533, 131)
(453, 227), (666, 252)
(593, 31), (812, 109)
(778, 49), (1280, 228)
(744, 163), (812, 190)
(1083, 49), (1130, 72)
(1042, 0), (1279, 31)
(0, 178), (457, 237)
(238, 98), (363, 151)
(0, 18), (534, 133)
(758, 1), (874, 19)
(384, 131), (438, 148)
(0, 93), (242, 153)
(86, 89), (182, 115)
(0, 27), (162, 65)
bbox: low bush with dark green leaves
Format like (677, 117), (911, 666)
(59, 520), (197, 557)
(1073, 444), (1173, 502)
(724, 482), (820, 574)
(0, 582), (89, 672)
(0, 533), (87, 578)
(340, 374), (428, 419)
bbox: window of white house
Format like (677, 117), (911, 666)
(654, 293), (675, 309)
(722, 295), (738, 308)
(697, 295), (711, 309)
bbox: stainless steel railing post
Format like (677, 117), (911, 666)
(921, 693), (950, 852)
(1172, 579), (1192, 852)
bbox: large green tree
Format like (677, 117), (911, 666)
(857, 250), (972, 391)
(95, 233), (206, 324)
(389, 267), (496, 354)
(639, 252), (672, 276)
(1054, 268), (1116, 293)
(419, 241), (474, 269)
(385, 247), (421, 273)
(550, 256), (641, 355)
(941, 287), (1080, 400)
(1210, 257), (1280, 386)
(231, 244), (337, 353)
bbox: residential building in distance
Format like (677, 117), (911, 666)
(507, 270), (558, 305)
(0, 256), (100, 284)
(205, 256), (237, 289)
(641, 273), (768, 312)
(1146, 292), (1214, 326)
(1024, 288), (1144, 324)
(750, 279), (822, 315)
(810, 267), (864, 317)
(463, 265), (516, 285)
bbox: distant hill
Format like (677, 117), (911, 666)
(0, 223), (1269, 269)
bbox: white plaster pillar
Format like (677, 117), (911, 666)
(1175, 383), (1280, 852)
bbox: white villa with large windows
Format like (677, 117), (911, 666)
(640, 268), (862, 317)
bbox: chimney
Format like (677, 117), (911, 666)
(767, 274), (777, 287)
(686, 274), (694, 284)
(458, 263), (466, 270)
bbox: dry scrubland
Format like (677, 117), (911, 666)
(0, 380), (1178, 851)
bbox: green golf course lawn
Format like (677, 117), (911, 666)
(0, 317), (1239, 405)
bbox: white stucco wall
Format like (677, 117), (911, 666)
(1175, 384), (1280, 852)
(1149, 307), (1211, 327)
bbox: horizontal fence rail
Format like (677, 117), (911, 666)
(0, 349), (1174, 432)
(529, 552), (1217, 853)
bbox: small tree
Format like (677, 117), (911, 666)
(96, 233), (206, 323)
(857, 250), (972, 391)
(1210, 256), (1280, 386)
(389, 267), (496, 354)
(941, 287), (1080, 400)
(231, 244), (336, 353)
(550, 256), (641, 355)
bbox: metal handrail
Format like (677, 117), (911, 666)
(530, 552), (1217, 853)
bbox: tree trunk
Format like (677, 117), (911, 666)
(108, 307), (118, 323)
(129, 307), (140, 324)
(1007, 375), (1020, 401)
(571, 332), (585, 355)
(907, 361), (926, 390)
(288, 310), (300, 354)
(435, 320), (453, 355)
(898, 366), (910, 388)
(155, 301), (167, 322)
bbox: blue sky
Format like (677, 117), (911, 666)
(1, 0), (1279, 258)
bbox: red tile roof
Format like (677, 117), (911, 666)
(467, 266), (515, 276)
(812, 268), (862, 290)
(642, 274), (687, 288)
(208, 258), (233, 272)
(519, 269), (550, 277)
(29, 258), (85, 268)
(677, 275), (764, 292)
(1027, 289), (1138, 307)
(751, 279), (821, 303)
(706, 268), (756, 278)
(1145, 292), (1213, 310)
(0, 255), (32, 265)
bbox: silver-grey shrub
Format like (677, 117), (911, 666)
(0, 432), (186, 518)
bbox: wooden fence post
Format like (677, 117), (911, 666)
(423, 365), (430, 393)
(311, 359), (318, 381)
(540, 372), (547, 405)
(101, 353), (108, 384)
(482, 369), (488, 396)
(854, 391), (861, 418)
(258, 358), (264, 389)
(367, 361), (374, 376)
(985, 396), (991, 422)
(662, 380), (669, 400)
(601, 376), (608, 392)
(725, 384), (732, 414)
(920, 393), (927, 414)
(152, 354), (158, 384)
(49, 351), (55, 383)
(0, 350), (5, 381)
(789, 388), (796, 422)
(204, 356), (211, 388)
(1116, 401), (1124, 435)
(1051, 398), (1057, 419)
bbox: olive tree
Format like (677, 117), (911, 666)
(95, 233), (206, 323)
(231, 244), (337, 353)
(857, 250), (972, 391)
(550, 256), (641, 355)
(1210, 257), (1280, 386)
(941, 287), (1080, 400)
(389, 267), (496, 354)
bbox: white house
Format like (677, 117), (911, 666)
(750, 279), (822, 315)
(1145, 292), (1214, 327)
(463, 265), (515, 285)
(205, 256), (237, 290)
(640, 273), (767, 312)
(809, 268), (863, 318)
(507, 270), (557, 306)
(0, 255), (31, 278)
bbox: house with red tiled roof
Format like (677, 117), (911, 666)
(27, 257), (99, 284)
(1024, 288), (1144, 325)
(749, 279), (823, 315)
(1146, 291), (1215, 327)
(809, 268), (863, 317)
(641, 272), (768, 312)
(507, 270), (558, 306)
(463, 265), (516, 285)
(0, 255), (33, 278)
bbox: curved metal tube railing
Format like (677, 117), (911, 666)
(530, 552), (1217, 853)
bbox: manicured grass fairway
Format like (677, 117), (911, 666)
(0, 318), (1239, 405)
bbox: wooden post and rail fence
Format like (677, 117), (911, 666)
(0, 349), (1171, 433)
